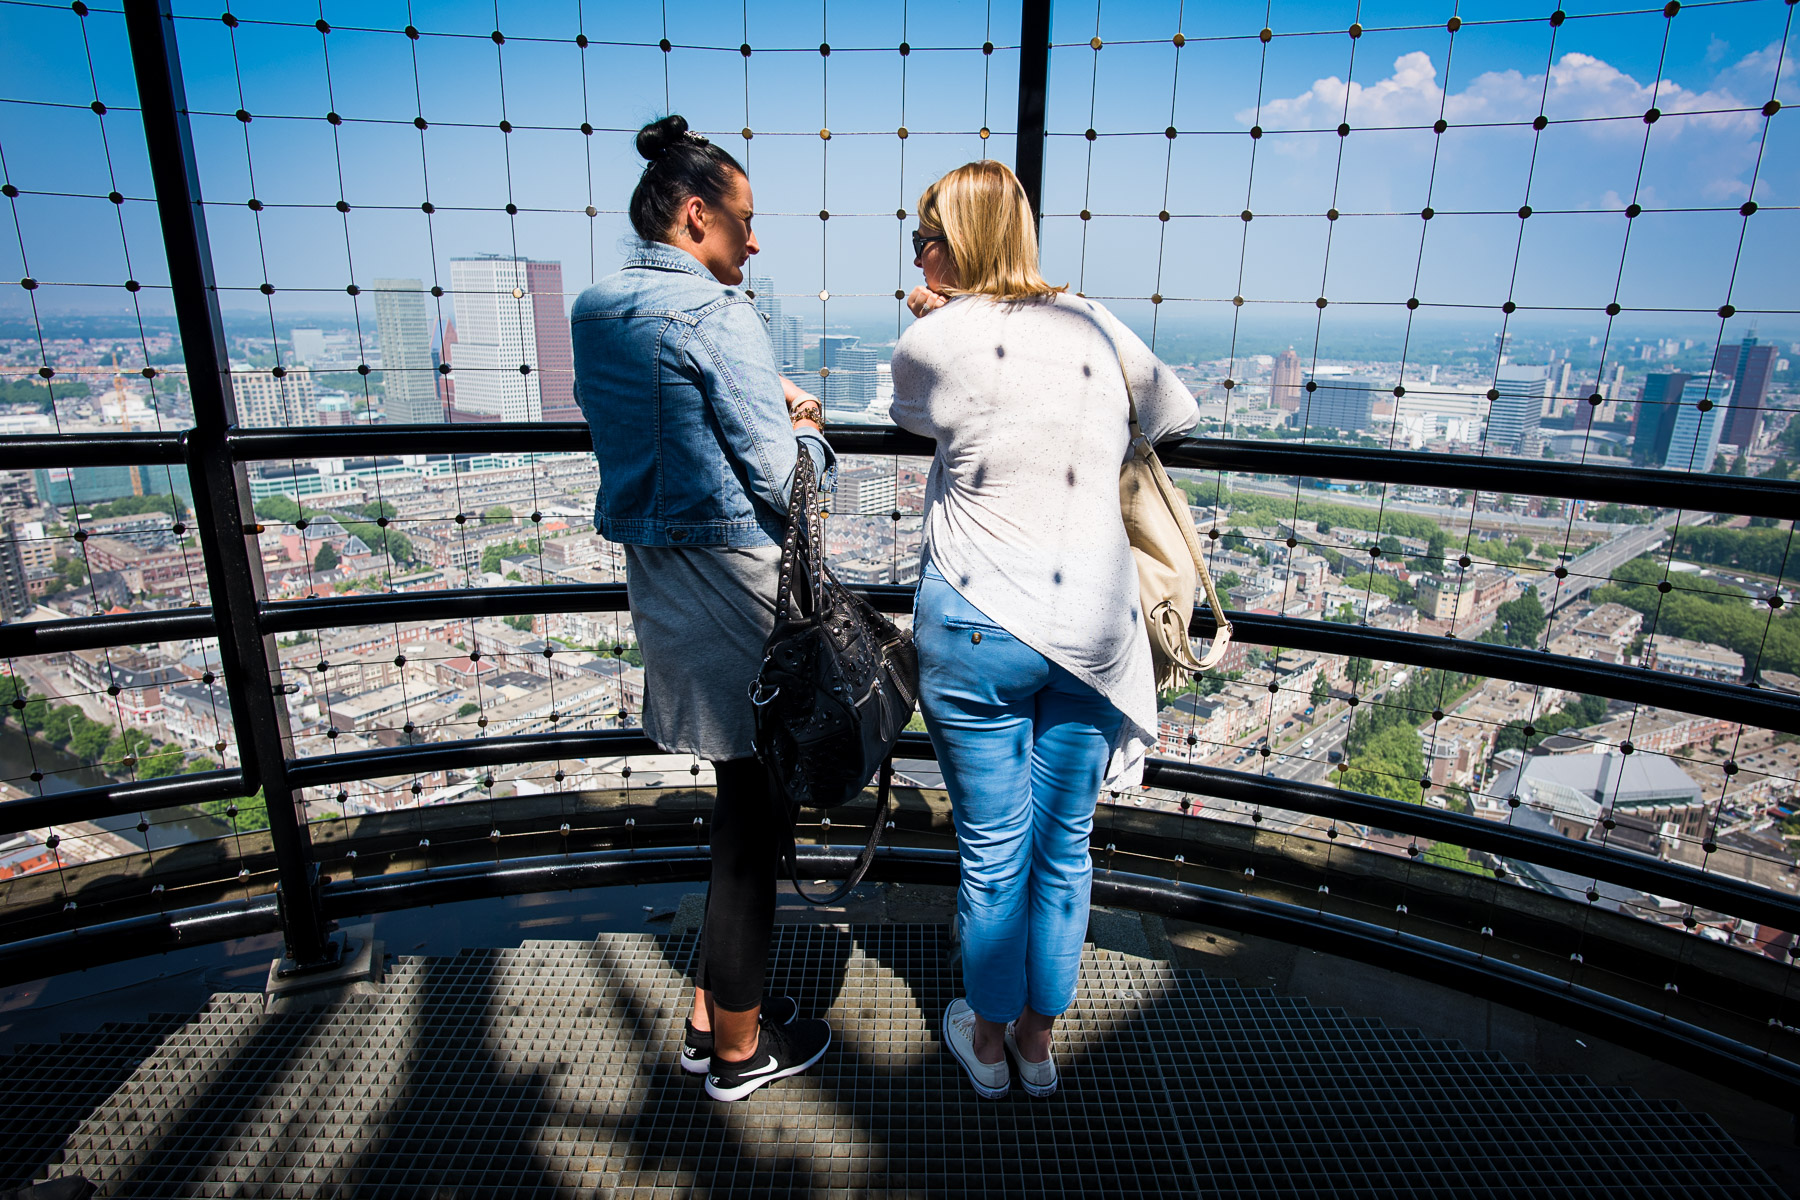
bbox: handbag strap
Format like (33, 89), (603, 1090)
(1107, 326), (1235, 667)
(785, 758), (893, 906)
(777, 444), (825, 626)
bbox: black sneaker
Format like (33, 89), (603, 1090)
(680, 995), (800, 1075)
(704, 1015), (832, 1102)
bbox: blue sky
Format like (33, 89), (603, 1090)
(1, 0), (1794, 356)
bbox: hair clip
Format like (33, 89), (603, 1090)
(684, 130), (711, 147)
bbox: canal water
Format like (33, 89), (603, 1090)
(0, 725), (229, 850)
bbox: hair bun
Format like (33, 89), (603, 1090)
(636, 114), (689, 162)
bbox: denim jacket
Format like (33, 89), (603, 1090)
(571, 242), (834, 548)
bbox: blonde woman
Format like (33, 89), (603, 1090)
(890, 160), (1198, 1099)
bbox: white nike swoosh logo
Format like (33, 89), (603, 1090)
(733, 1055), (781, 1080)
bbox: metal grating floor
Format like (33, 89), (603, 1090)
(0, 924), (1783, 1198)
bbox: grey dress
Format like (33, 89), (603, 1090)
(626, 543), (782, 761)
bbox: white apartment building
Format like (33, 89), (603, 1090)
(232, 363), (319, 428)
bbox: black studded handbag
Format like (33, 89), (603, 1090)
(750, 444), (919, 905)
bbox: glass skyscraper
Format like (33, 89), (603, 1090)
(371, 279), (443, 426)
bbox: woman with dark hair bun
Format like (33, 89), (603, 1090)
(572, 114), (833, 1102)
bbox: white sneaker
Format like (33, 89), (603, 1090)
(943, 998), (1009, 1099)
(1005, 1023), (1058, 1097)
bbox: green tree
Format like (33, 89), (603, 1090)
(1310, 673), (1330, 708)
(137, 745), (188, 779)
(1593, 555), (1800, 676)
(6, 682), (49, 736)
(1423, 842), (1485, 874)
(103, 728), (153, 767)
(1513, 537), (1533, 559)
(69, 714), (112, 761)
(483, 505), (514, 523)
(202, 788), (269, 830)
(481, 539), (530, 575)
(0, 677), (24, 729)
(41, 705), (86, 747)
(1340, 723), (1426, 805)
(456, 702), (481, 718)
(254, 495), (307, 524)
(313, 542), (340, 571)
(340, 517), (413, 564)
(1345, 657), (1373, 688)
(84, 492), (189, 521)
(1494, 587), (1547, 648)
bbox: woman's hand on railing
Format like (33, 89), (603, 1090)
(789, 392), (824, 431)
(907, 285), (949, 318)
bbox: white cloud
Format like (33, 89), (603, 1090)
(1242, 49), (1765, 136)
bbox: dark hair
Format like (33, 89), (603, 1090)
(629, 115), (746, 243)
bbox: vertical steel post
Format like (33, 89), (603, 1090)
(1014, 0), (1053, 230)
(124, 0), (338, 968)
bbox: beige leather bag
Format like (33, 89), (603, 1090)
(1116, 354), (1234, 691)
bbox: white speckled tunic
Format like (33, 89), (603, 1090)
(889, 292), (1200, 787)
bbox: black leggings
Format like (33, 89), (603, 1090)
(693, 756), (782, 1012)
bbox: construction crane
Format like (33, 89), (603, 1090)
(114, 351), (143, 497)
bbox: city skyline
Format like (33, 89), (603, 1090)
(1, 1), (1791, 348)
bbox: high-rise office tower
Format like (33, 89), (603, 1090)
(746, 273), (780, 322)
(439, 320), (458, 415)
(1271, 349), (1303, 412)
(448, 255), (569, 423)
(776, 316), (805, 374)
(1486, 365), (1547, 454)
(1712, 335), (1777, 450)
(371, 278), (442, 425)
(0, 519), (30, 622)
(745, 274), (804, 370)
(526, 260), (577, 422)
(234, 364), (319, 428)
(1662, 372), (1734, 473)
(821, 334), (878, 413)
(1631, 372), (1691, 467)
(290, 329), (328, 366)
(1300, 375), (1377, 436)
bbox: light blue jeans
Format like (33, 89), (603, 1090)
(916, 563), (1125, 1023)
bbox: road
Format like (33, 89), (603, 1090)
(1538, 512), (1677, 614)
(1264, 710), (1353, 788)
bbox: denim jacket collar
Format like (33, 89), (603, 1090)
(621, 240), (717, 282)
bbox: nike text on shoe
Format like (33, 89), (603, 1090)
(1005, 1022), (1058, 1097)
(943, 998), (1010, 1100)
(681, 995), (800, 1075)
(705, 1016), (831, 1102)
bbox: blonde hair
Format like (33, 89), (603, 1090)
(917, 160), (1065, 300)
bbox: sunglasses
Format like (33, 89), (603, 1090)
(911, 230), (947, 257)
